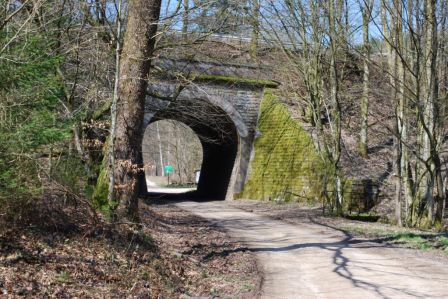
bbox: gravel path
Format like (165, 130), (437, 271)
(176, 201), (448, 299)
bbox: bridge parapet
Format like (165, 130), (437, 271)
(152, 57), (279, 87)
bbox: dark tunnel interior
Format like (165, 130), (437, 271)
(142, 99), (239, 201)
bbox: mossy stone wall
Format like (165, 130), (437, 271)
(239, 90), (329, 203)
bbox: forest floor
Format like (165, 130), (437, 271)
(176, 200), (448, 299)
(0, 198), (260, 298)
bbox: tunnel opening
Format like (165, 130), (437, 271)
(142, 98), (239, 201)
(143, 120), (203, 193)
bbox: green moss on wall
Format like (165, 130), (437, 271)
(193, 74), (280, 88)
(240, 90), (331, 204)
(91, 144), (116, 218)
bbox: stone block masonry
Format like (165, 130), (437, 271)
(240, 90), (329, 203)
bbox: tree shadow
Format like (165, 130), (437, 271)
(199, 216), (443, 298)
(141, 190), (218, 202)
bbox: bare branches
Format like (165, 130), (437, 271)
(0, 0), (31, 31)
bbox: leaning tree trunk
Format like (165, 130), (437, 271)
(114, 0), (162, 221)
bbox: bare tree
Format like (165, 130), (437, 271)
(182, 0), (189, 41)
(249, 0), (260, 60)
(376, 0), (446, 227)
(359, 0), (373, 158)
(114, 0), (162, 221)
(260, 0), (347, 214)
(107, 0), (124, 206)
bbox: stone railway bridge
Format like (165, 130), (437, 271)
(142, 58), (278, 200)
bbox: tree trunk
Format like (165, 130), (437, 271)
(108, 0), (123, 207)
(381, 0), (393, 83)
(423, 0), (438, 225)
(114, 0), (162, 221)
(382, 0), (404, 226)
(402, 0), (415, 226)
(328, 0), (343, 214)
(156, 121), (164, 177)
(394, 131), (403, 226)
(359, 0), (371, 158)
(249, 0), (260, 60)
(182, 0), (189, 42)
(395, 0), (405, 227)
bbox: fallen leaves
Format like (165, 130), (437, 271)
(141, 199), (261, 298)
(0, 198), (261, 298)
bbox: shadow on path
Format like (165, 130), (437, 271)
(166, 201), (448, 299)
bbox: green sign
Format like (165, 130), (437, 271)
(164, 165), (174, 174)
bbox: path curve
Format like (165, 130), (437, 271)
(175, 201), (448, 299)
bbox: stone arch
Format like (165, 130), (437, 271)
(143, 93), (241, 200)
(143, 69), (271, 200)
(188, 86), (249, 138)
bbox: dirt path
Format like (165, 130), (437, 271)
(175, 201), (448, 299)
